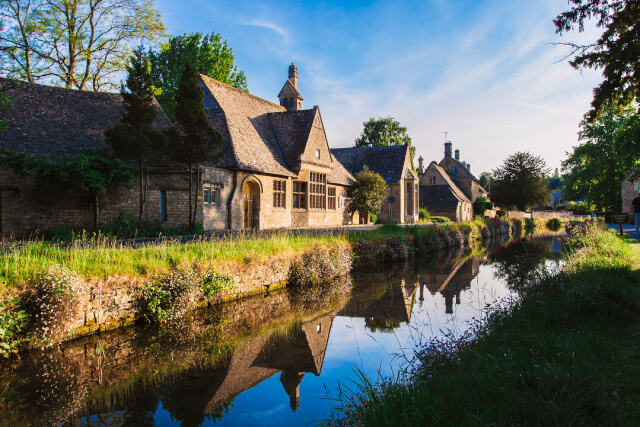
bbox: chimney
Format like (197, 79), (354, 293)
(444, 142), (452, 158)
(418, 156), (424, 174)
(462, 161), (467, 169)
(455, 149), (460, 161)
(467, 163), (471, 172)
(288, 63), (298, 90)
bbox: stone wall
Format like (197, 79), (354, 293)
(0, 167), (195, 239)
(622, 172), (638, 219)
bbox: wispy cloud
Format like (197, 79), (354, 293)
(241, 19), (288, 39)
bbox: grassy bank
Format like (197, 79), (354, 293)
(331, 223), (640, 426)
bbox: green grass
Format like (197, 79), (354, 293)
(331, 224), (640, 426)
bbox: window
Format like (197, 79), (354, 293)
(160, 191), (167, 221)
(203, 187), (219, 205)
(630, 203), (633, 214)
(328, 187), (336, 210)
(273, 179), (286, 208)
(293, 181), (307, 209)
(316, 149), (321, 159)
(406, 183), (412, 215)
(309, 172), (326, 209)
(429, 176), (436, 184)
(635, 181), (639, 191)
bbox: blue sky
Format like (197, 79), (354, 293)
(155, 0), (603, 174)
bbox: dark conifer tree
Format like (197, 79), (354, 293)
(105, 47), (166, 220)
(168, 59), (222, 227)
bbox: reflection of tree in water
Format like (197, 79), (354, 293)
(490, 237), (554, 290)
(365, 317), (401, 333)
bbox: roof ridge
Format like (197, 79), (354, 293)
(200, 74), (286, 110)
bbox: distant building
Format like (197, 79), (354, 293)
(418, 142), (487, 221)
(622, 167), (640, 215)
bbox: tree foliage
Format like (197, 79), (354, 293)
(0, 82), (11, 133)
(491, 152), (551, 212)
(149, 32), (248, 120)
(554, 0), (640, 120)
(167, 59), (223, 227)
(479, 171), (492, 191)
(0, 0), (165, 90)
(355, 116), (415, 169)
(105, 47), (166, 220)
(348, 166), (387, 220)
(0, 148), (134, 228)
(562, 103), (640, 211)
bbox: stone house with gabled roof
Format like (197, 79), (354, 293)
(419, 162), (472, 221)
(330, 144), (419, 224)
(437, 142), (488, 202)
(198, 64), (358, 230)
(0, 79), (196, 238)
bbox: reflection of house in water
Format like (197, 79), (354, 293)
(420, 257), (483, 314)
(338, 279), (418, 332)
(202, 313), (335, 413)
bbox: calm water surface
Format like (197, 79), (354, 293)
(0, 234), (564, 426)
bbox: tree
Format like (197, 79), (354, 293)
(348, 166), (387, 221)
(0, 0), (165, 91)
(554, 1), (640, 120)
(354, 116), (415, 169)
(562, 103), (640, 211)
(149, 32), (248, 120)
(0, 81), (11, 133)
(479, 171), (492, 191)
(547, 168), (564, 191)
(491, 152), (551, 211)
(167, 59), (222, 228)
(0, 148), (134, 229)
(105, 47), (166, 220)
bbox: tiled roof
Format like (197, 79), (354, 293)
(430, 163), (471, 203)
(266, 108), (316, 168)
(419, 185), (466, 212)
(331, 144), (409, 183)
(0, 79), (171, 161)
(329, 157), (357, 186)
(440, 157), (484, 188)
(200, 75), (294, 177)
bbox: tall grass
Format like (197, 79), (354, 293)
(330, 223), (640, 426)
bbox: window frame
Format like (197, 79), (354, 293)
(273, 179), (286, 209)
(328, 186), (336, 210)
(293, 181), (307, 209)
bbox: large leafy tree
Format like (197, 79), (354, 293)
(0, 81), (11, 133)
(355, 116), (415, 169)
(562, 103), (640, 211)
(105, 47), (166, 220)
(0, 0), (165, 91)
(167, 60), (223, 228)
(491, 152), (551, 212)
(149, 32), (248, 120)
(348, 166), (387, 222)
(479, 171), (492, 191)
(554, 0), (640, 120)
(0, 148), (134, 229)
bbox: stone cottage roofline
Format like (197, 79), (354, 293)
(439, 156), (485, 190)
(200, 74), (285, 111)
(277, 79), (303, 100)
(331, 144), (410, 183)
(0, 78), (171, 163)
(427, 163), (471, 203)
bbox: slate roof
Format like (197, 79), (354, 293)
(430, 163), (470, 203)
(331, 144), (409, 183)
(419, 185), (467, 212)
(200, 75), (355, 186)
(0, 79), (171, 162)
(440, 157), (485, 189)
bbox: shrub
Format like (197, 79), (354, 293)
(419, 207), (431, 220)
(473, 197), (493, 217)
(199, 271), (234, 301)
(415, 230), (439, 255)
(524, 217), (536, 232)
(383, 236), (410, 261)
(547, 218), (562, 231)
(32, 265), (85, 346)
(138, 265), (199, 324)
(289, 245), (352, 288)
(0, 297), (28, 358)
(496, 210), (507, 218)
(430, 216), (451, 223)
(370, 213), (378, 224)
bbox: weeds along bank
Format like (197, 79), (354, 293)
(0, 217), (569, 351)
(331, 221), (639, 426)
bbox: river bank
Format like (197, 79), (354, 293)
(0, 217), (571, 349)
(331, 222), (640, 426)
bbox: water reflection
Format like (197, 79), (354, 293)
(0, 233), (565, 426)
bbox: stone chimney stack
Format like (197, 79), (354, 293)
(462, 161), (467, 169)
(418, 156), (424, 174)
(444, 142), (452, 158)
(467, 163), (471, 172)
(288, 63), (298, 90)
(455, 149), (460, 161)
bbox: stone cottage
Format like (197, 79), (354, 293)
(0, 80), (193, 238)
(418, 142), (487, 221)
(621, 167), (640, 217)
(331, 144), (419, 224)
(198, 63), (358, 230)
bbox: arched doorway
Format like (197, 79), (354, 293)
(242, 180), (260, 229)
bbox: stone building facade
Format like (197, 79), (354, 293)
(418, 142), (487, 221)
(622, 167), (640, 219)
(331, 144), (419, 224)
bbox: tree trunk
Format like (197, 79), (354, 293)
(138, 159), (145, 220)
(92, 192), (99, 231)
(192, 165), (200, 228)
(188, 161), (193, 228)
